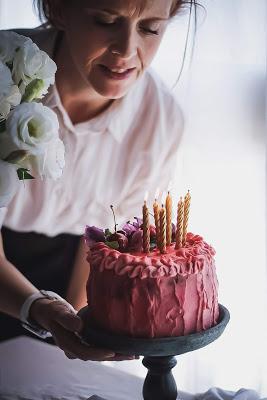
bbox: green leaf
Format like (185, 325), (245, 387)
(150, 242), (157, 251)
(17, 168), (35, 180)
(5, 150), (28, 164)
(22, 79), (45, 102)
(104, 228), (112, 237)
(105, 241), (119, 250)
(0, 120), (6, 134)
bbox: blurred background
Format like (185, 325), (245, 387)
(0, 0), (266, 397)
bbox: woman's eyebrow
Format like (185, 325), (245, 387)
(85, 8), (169, 20)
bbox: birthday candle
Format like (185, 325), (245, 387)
(142, 191), (150, 253)
(175, 197), (184, 249)
(153, 188), (160, 249)
(159, 203), (166, 254)
(182, 190), (191, 245)
(165, 190), (172, 246)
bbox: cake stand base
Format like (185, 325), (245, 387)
(142, 356), (177, 400)
(78, 304), (230, 400)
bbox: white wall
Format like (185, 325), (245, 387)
(0, 0), (40, 28)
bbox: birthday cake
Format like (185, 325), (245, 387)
(85, 193), (219, 338)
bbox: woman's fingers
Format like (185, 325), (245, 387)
(31, 298), (137, 362)
(50, 322), (116, 361)
(48, 301), (82, 333)
(105, 354), (139, 361)
(64, 351), (77, 359)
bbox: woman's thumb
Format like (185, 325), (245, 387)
(55, 304), (83, 332)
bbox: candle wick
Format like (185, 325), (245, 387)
(110, 205), (118, 233)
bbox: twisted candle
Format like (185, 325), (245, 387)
(165, 191), (172, 246)
(175, 197), (184, 249)
(159, 205), (166, 253)
(142, 200), (150, 253)
(153, 199), (160, 249)
(182, 190), (191, 245)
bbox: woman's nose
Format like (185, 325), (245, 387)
(110, 27), (138, 60)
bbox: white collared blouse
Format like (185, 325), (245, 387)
(0, 27), (184, 236)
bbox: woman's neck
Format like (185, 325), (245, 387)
(54, 34), (113, 124)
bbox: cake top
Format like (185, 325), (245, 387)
(85, 217), (168, 253)
(87, 232), (215, 278)
(84, 190), (210, 257)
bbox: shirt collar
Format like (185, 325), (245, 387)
(39, 27), (145, 143)
(44, 81), (144, 143)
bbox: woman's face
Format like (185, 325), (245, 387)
(58, 0), (175, 99)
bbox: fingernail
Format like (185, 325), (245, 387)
(106, 353), (116, 358)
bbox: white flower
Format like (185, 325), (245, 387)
(0, 31), (32, 65)
(0, 159), (19, 208)
(0, 102), (59, 159)
(0, 61), (21, 120)
(27, 138), (65, 180)
(13, 40), (57, 99)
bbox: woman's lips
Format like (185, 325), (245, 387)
(99, 65), (136, 80)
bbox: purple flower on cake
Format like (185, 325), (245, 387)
(85, 226), (105, 246)
(122, 217), (142, 235)
(121, 222), (137, 236)
(85, 217), (158, 253)
(128, 230), (143, 252)
(133, 217), (142, 229)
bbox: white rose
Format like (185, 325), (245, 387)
(26, 138), (65, 180)
(0, 102), (59, 159)
(0, 31), (32, 65)
(0, 61), (21, 120)
(13, 41), (57, 99)
(0, 159), (19, 208)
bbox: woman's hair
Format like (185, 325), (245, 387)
(33, 0), (200, 27)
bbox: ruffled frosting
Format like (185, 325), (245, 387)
(89, 232), (215, 279)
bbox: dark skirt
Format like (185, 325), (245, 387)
(0, 226), (82, 342)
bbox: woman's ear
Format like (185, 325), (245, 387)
(45, 0), (67, 30)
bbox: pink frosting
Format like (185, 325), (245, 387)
(89, 233), (216, 279)
(86, 233), (219, 338)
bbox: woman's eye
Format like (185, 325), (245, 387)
(141, 27), (160, 35)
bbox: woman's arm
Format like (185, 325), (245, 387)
(0, 232), (133, 361)
(0, 232), (38, 318)
(65, 237), (89, 310)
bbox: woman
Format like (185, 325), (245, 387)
(0, 0), (193, 360)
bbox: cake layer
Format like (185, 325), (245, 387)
(86, 233), (219, 338)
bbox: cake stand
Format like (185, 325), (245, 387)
(78, 304), (230, 400)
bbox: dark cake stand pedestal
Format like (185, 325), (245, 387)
(78, 304), (230, 400)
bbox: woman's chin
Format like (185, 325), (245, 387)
(92, 84), (134, 100)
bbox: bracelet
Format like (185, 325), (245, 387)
(20, 290), (76, 339)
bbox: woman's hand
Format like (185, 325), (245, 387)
(30, 298), (136, 361)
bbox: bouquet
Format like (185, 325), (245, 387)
(0, 31), (65, 208)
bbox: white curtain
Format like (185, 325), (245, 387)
(1, 0), (266, 396)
